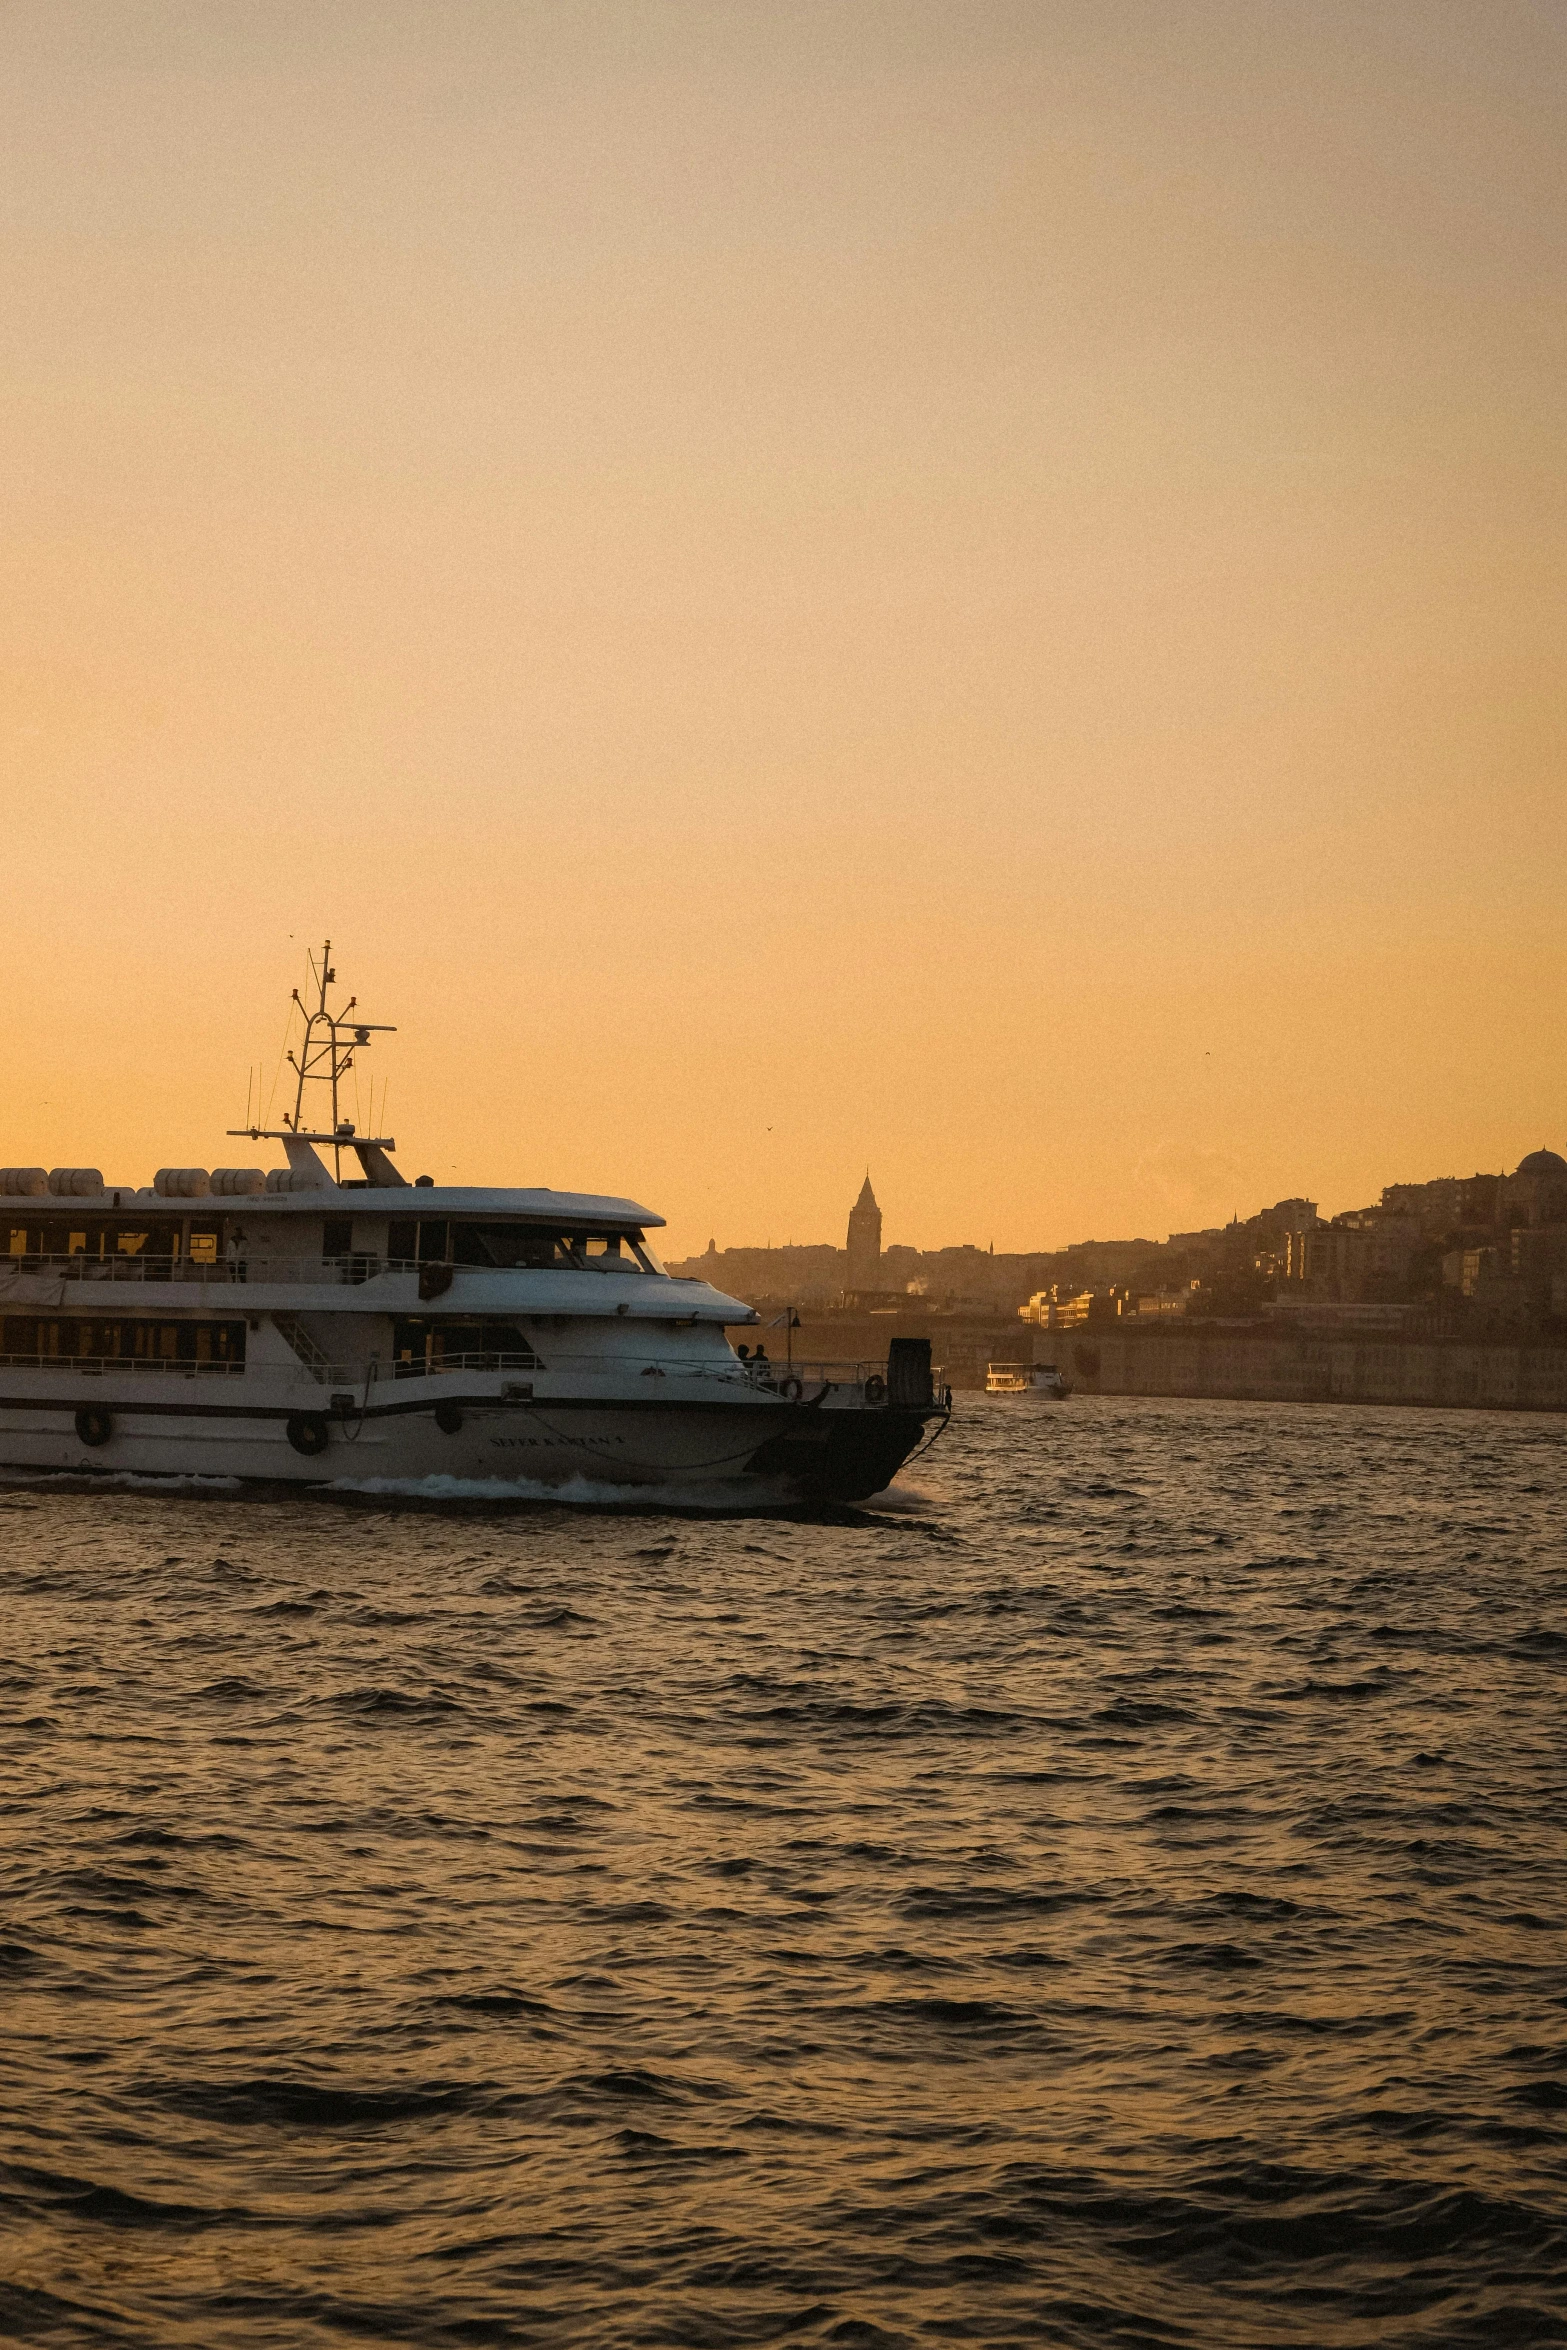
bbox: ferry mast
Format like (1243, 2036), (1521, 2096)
(230, 940), (397, 1183)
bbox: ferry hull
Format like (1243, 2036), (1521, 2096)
(0, 1396), (937, 1505)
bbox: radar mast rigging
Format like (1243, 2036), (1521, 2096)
(229, 940), (398, 1184)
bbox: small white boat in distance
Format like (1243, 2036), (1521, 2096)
(986, 1361), (1071, 1400)
(0, 948), (950, 1502)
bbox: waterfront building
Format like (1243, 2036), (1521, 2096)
(1131, 1288), (1195, 1320)
(1019, 1286), (1098, 1329)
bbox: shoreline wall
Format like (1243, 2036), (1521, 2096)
(736, 1308), (1567, 1412)
(1070, 1330), (1567, 1413)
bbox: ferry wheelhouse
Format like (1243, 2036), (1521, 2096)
(0, 952), (948, 1502)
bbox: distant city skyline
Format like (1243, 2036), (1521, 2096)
(673, 1148), (1567, 1358)
(681, 1144), (1565, 1270)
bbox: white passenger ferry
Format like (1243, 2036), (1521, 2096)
(985, 1361), (1071, 1400)
(0, 952), (948, 1503)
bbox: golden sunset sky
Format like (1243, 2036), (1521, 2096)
(3, 1), (1563, 1255)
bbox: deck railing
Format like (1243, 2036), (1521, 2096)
(0, 1252), (669, 1288)
(0, 1344), (949, 1409)
(0, 1352), (245, 1377)
(1, 1251), (386, 1287)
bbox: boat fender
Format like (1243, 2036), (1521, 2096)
(418, 1262), (454, 1300)
(74, 1405), (113, 1448)
(778, 1376), (803, 1402)
(863, 1374), (887, 1405)
(285, 1413), (330, 1457)
(433, 1401), (464, 1435)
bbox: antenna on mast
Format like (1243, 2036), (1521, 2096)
(230, 939), (400, 1184)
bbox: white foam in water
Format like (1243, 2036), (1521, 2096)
(326, 1469), (806, 1510)
(1, 1468), (245, 1493)
(0, 1464), (890, 1512)
(860, 1480), (936, 1513)
(329, 1471), (651, 1504)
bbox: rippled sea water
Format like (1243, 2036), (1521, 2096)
(2, 1397), (1565, 2349)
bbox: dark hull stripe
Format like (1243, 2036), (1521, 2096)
(0, 1390), (938, 1429)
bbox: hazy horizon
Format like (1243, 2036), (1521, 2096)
(5, 1), (1563, 1259)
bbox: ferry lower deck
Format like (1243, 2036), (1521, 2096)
(0, 1236), (946, 1501)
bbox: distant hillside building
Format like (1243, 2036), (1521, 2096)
(1301, 1215), (1420, 1302)
(1502, 1149), (1567, 1230)
(1383, 1153), (1565, 1235)
(1382, 1177), (1465, 1229)
(846, 1175), (882, 1291)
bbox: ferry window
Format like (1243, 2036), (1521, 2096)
(112, 1230), (149, 1256)
(39, 1224), (94, 1256)
(391, 1317), (541, 1373)
(431, 1322), (481, 1362)
(392, 1317), (428, 1371)
(451, 1223), (577, 1269)
(580, 1232), (655, 1270)
(440, 1223), (660, 1270)
(386, 1218), (459, 1263)
(432, 1321), (534, 1354)
(0, 1317), (243, 1368)
(8, 1228), (39, 1257)
(322, 1218), (353, 1259)
(189, 1229), (219, 1265)
(431, 1321), (540, 1365)
(482, 1323), (533, 1356)
(452, 1223), (503, 1267)
(520, 1230), (576, 1269)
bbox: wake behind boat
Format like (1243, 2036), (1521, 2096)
(0, 950), (949, 1502)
